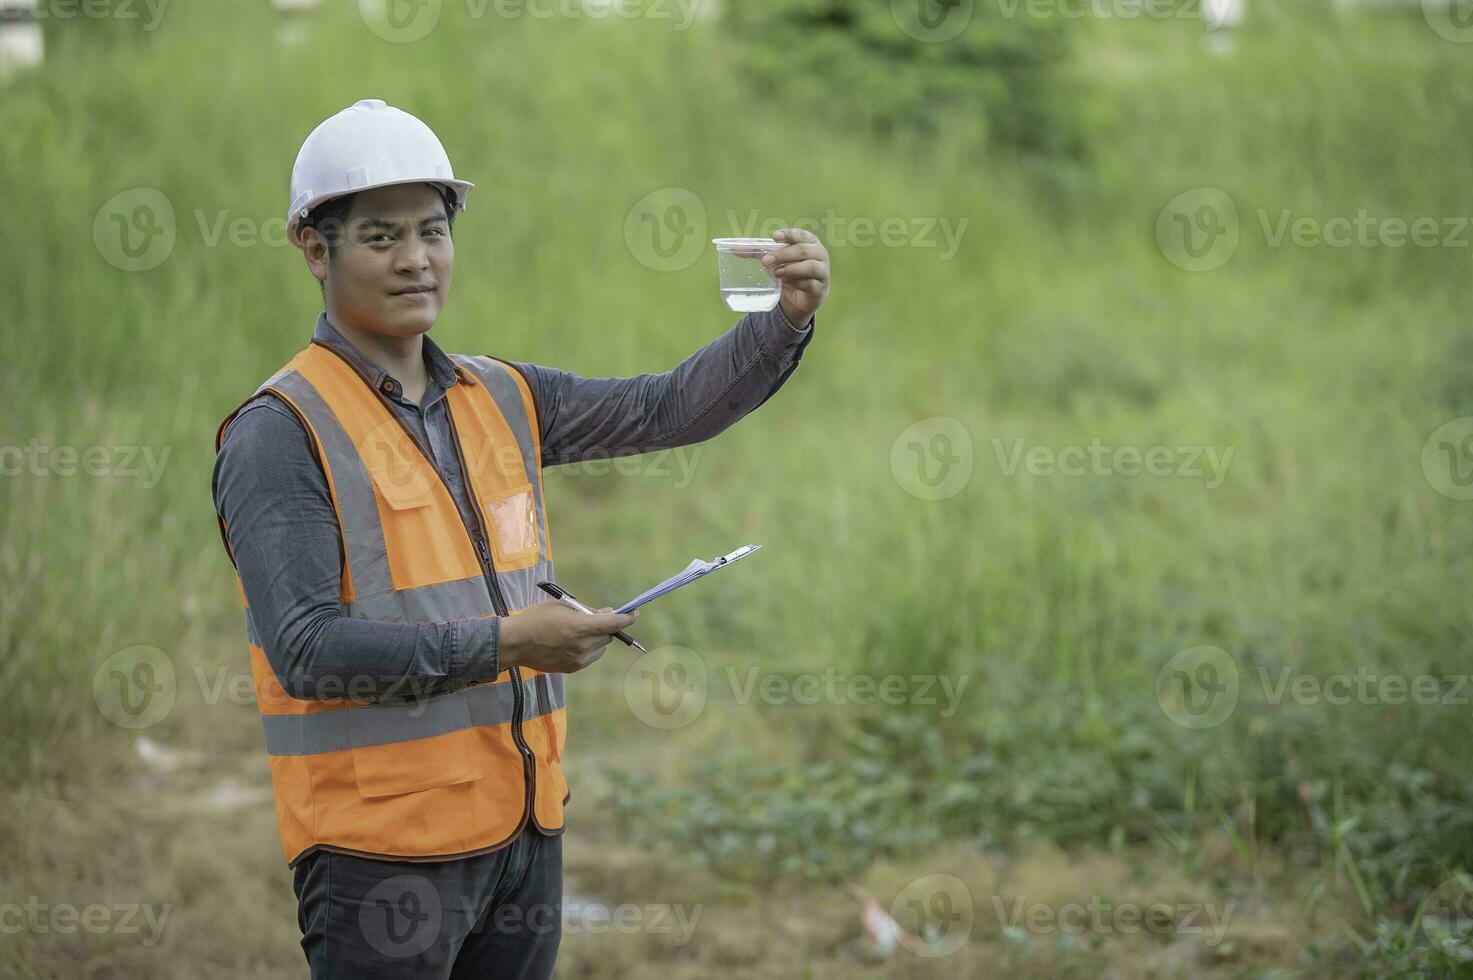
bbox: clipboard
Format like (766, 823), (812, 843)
(613, 544), (762, 615)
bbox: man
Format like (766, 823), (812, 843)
(211, 98), (828, 978)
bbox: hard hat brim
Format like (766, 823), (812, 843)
(287, 176), (474, 234)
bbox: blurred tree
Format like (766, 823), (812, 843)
(723, 0), (1089, 161)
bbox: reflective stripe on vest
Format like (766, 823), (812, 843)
(218, 342), (569, 866)
(260, 673), (566, 756)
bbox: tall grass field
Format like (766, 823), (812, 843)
(2, 0), (1473, 975)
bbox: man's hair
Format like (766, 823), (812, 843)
(300, 183), (458, 299)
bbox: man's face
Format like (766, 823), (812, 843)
(309, 182), (454, 338)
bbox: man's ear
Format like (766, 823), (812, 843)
(297, 226), (330, 287)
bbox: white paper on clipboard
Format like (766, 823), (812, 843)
(614, 544), (762, 615)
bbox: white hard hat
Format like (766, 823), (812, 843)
(286, 98), (474, 241)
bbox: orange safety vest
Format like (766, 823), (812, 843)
(215, 339), (567, 867)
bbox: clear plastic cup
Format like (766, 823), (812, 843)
(712, 238), (782, 313)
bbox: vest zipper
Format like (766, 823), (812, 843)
(311, 341), (539, 826)
(441, 398), (538, 817)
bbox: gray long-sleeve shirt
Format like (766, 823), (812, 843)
(212, 307), (814, 704)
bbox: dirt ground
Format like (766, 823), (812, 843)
(3, 736), (1354, 979)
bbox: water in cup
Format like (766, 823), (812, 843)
(722, 286), (781, 312)
(713, 238), (782, 313)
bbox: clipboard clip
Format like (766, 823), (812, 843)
(716, 544), (760, 565)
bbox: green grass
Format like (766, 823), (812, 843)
(3, 0), (1473, 975)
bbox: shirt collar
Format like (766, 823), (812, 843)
(311, 311), (465, 397)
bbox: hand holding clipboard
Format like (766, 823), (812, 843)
(611, 544), (762, 614)
(536, 544), (761, 651)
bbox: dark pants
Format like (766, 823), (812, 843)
(292, 829), (564, 979)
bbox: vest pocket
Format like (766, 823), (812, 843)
(367, 461), (434, 510)
(347, 694), (485, 798)
(482, 483), (540, 568)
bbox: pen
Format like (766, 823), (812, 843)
(535, 581), (648, 653)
